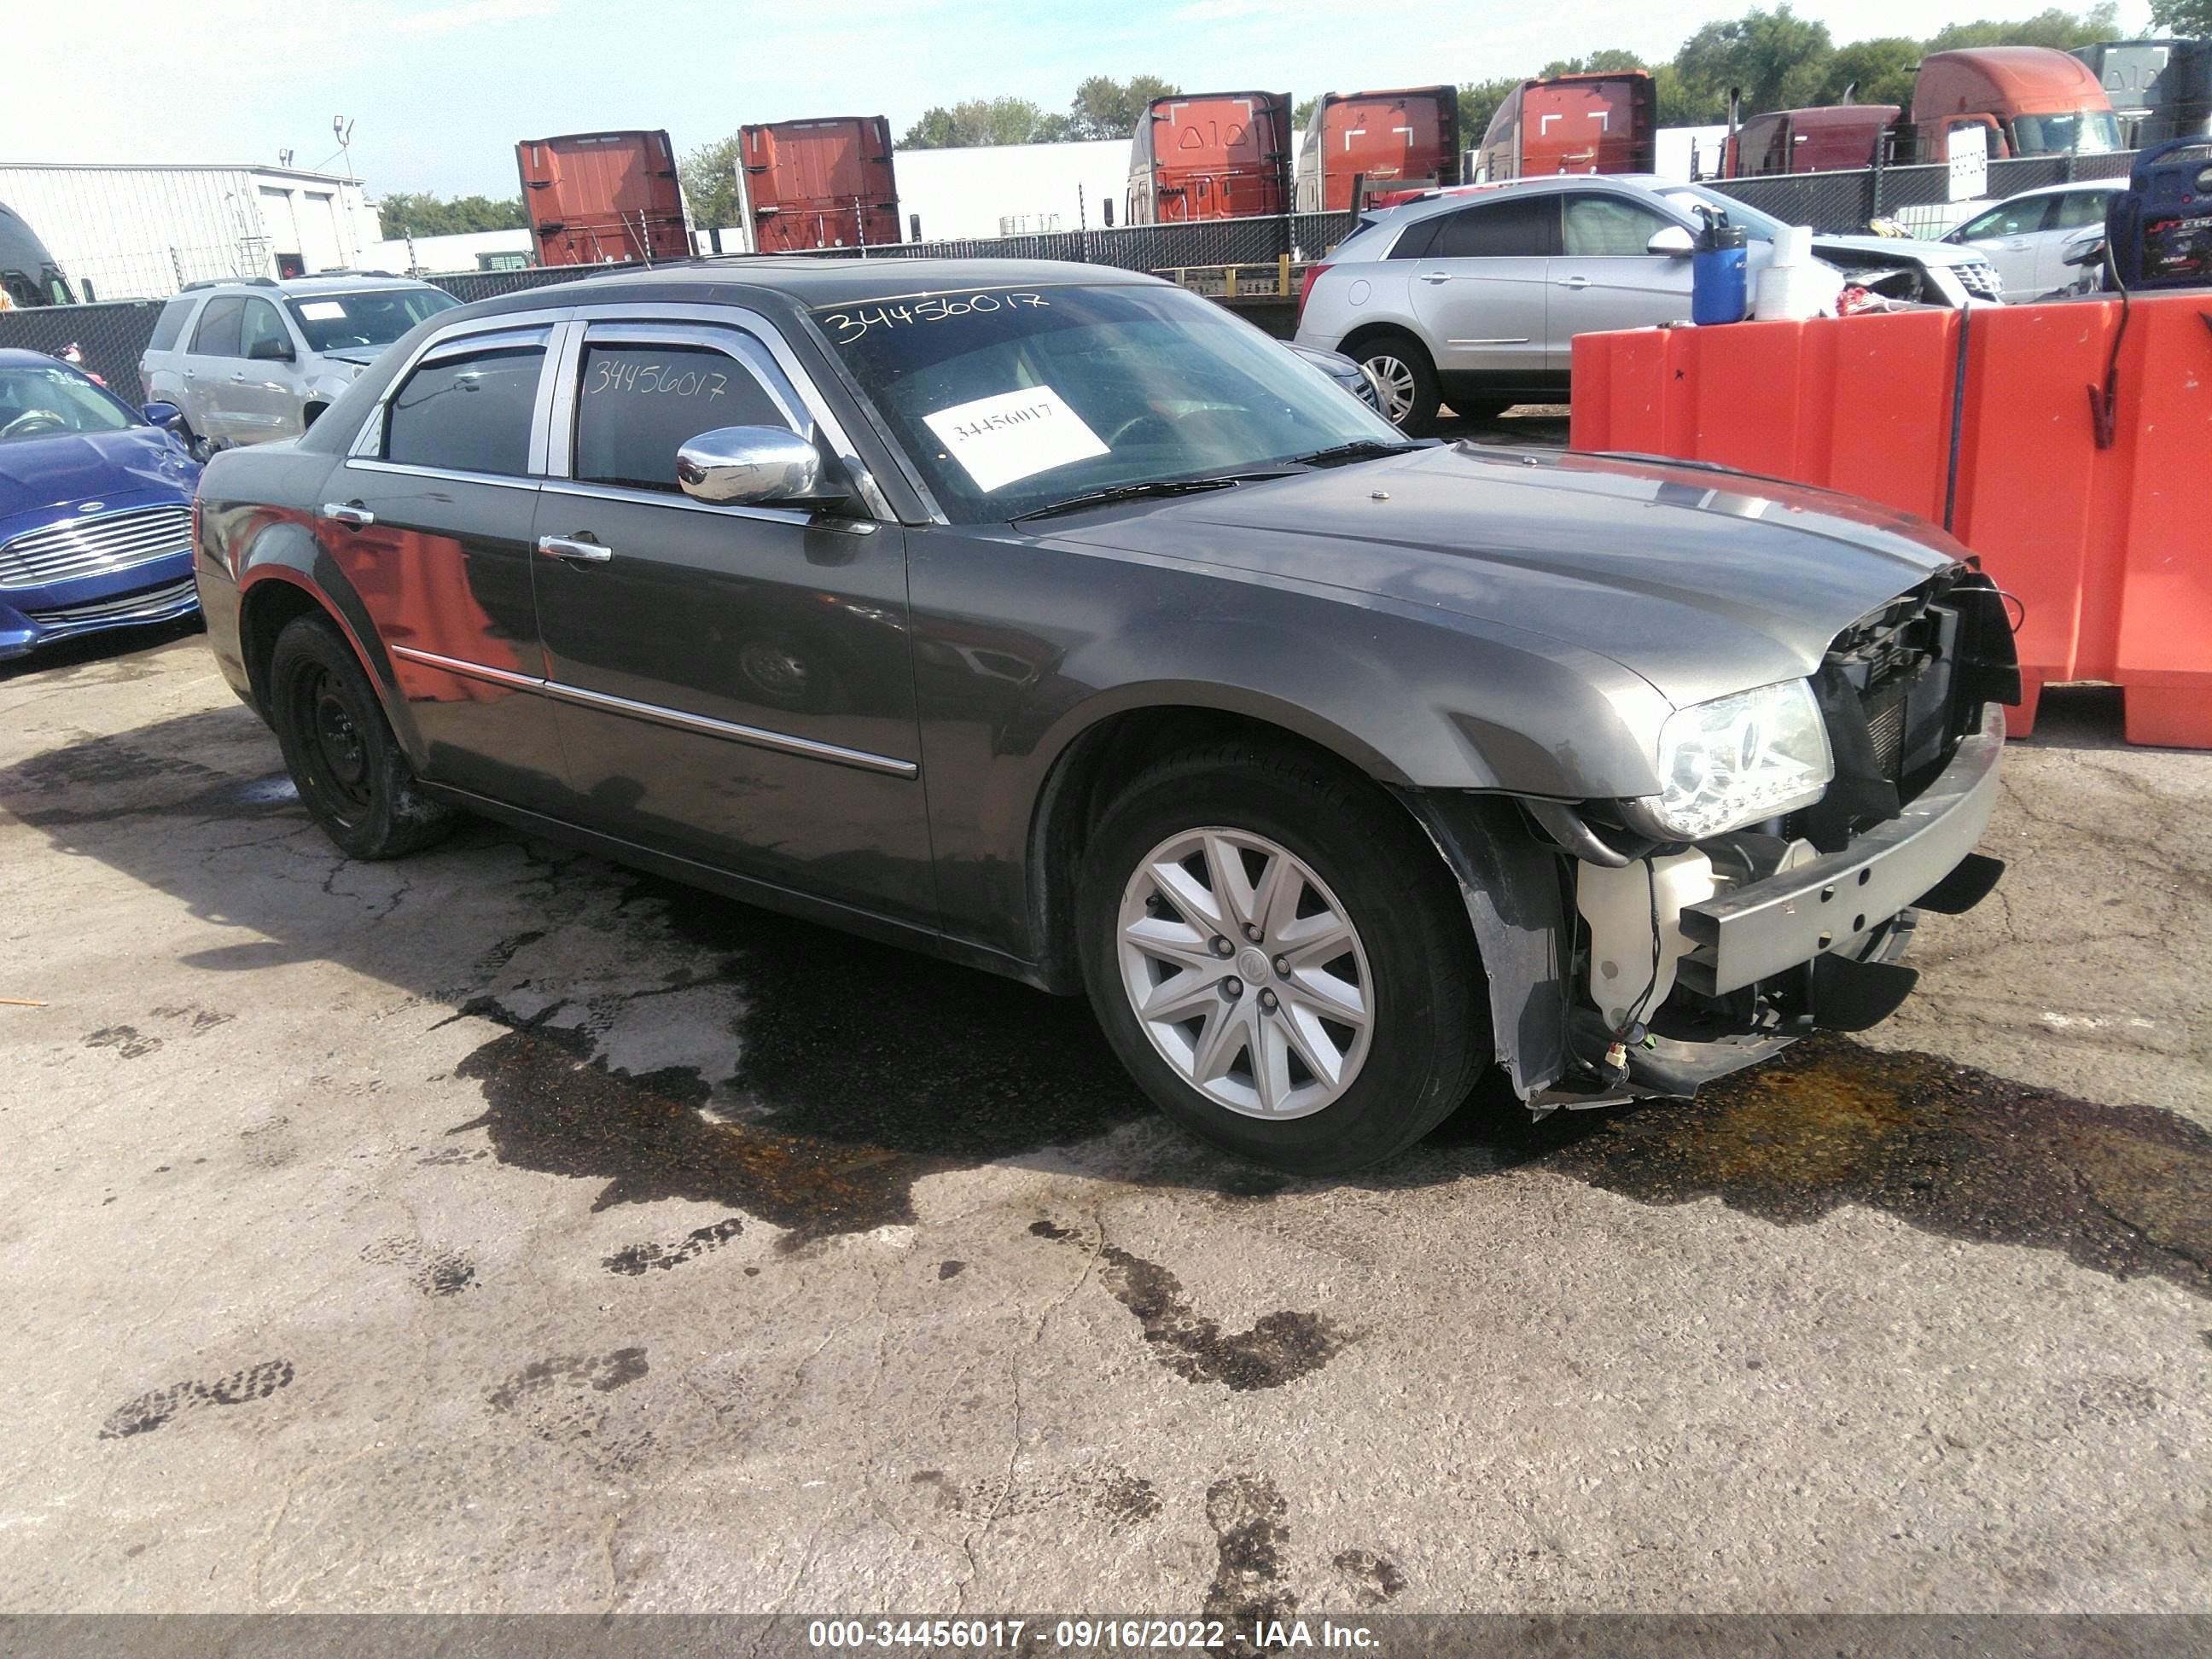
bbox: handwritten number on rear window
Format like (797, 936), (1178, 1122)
(584, 358), (727, 400)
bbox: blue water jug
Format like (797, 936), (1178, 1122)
(1692, 218), (1749, 325)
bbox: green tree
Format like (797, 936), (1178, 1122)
(1295, 94), (1319, 132)
(1457, 77), (1522, 144)
(1927, 4), (2119, 50)
(1068, 74), (1179, 141)
(1676, 5), (1837, 118)
(1538, 49), (1650, 78)
(1821, 37), (1922, 107)
(2151, 0), (2209, 31)
(678, 133), (742, 232)
(376, 191), (525, 238)
(1652, 63), (1719, 125)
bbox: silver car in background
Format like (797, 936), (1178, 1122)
(138, 274), (459, 457)
(1295, 176), (2003, 432)
(1945, 182), (2121, 301)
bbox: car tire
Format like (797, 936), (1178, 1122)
(1351, 334), (1441, 435)
(267, 614), (456, 860)
(1448, 398), (1513, 423)
(1077, 742), (1487, 1173)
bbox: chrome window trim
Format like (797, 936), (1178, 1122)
(538, 478), (859, 533)
(387, 644), (918, 779)
(553, 302), (894, 521)
(342, 458), (543, 493)
(346, 306), (577, 463)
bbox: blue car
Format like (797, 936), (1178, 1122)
(0, 347), (202, 661)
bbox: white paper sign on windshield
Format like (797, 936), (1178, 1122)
(297, 300), (348, 320)
(922, 387), (1108, 493)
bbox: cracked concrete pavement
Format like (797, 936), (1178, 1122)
(0, 627), (2205, 1615)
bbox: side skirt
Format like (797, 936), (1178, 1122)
(421, 783), (1059, 994)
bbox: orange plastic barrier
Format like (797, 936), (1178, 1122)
(1569, 294), (2212, 747)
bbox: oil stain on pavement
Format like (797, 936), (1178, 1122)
(1478, 1034), (2212, 1297)
(1029, 1220), (1350, 1390)
(444, 868), (2209, 1295)
(451, 886), (1149, 1246)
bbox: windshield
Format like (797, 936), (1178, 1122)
(0, 362), (136, 442)
(812, 283), (1402, 524)
(2011, 111), (2123, 156)
(1656, 185), (1790, 244)
(286, 287), (459, 353)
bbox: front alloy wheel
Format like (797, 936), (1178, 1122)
(1117, 829), (1373, 1119)
(1079, 743), (1488, 1173)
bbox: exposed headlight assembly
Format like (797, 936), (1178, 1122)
(1618, 678), (1833, 841)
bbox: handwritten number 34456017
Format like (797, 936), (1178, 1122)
(585, 359), (729, 399)
(823, 292), (1051, 344)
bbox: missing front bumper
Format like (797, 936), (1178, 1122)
(1675, 702), (2006, 998)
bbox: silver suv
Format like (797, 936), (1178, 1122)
(139, 275), (458, 455)
(1295, 176), (2003, 432)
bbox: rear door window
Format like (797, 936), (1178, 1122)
(148, 297), (196, 352)
(384, 342), (547, 476)
(1429, 195), (1561, 258)
(190, 295), (245, 358)
(573, 340), (795, 492)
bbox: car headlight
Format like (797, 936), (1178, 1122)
(1618, 678), (1833, 841)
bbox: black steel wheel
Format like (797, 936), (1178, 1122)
(267, 614), (455, 859)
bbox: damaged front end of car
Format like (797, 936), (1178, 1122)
(1406, 567), (2021, 1114)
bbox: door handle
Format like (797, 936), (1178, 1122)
(231, 371), (248, 381)
(1555, 276), (1592, 289)
(537, 534), (612, 565)
(318, 502), (375, 528)
(1419, 271), (1450, 284)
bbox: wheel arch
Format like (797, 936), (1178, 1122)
(1020, 699), (1577, 1103)
(1019, 692), (1424, 995)
(232, 530), (417, 761)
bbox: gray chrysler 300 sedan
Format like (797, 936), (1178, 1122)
(191, 259), (2017, 1173)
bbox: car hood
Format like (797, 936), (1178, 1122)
(1039, 444), (1963, 708)
(0, 426), (198, 522)
(1812, 232), (1979, 268)
(317, 346), (386, 368)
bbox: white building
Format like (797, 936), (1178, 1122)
(0, 162), (384, 301)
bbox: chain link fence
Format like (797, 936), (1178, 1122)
(1711, 150), (2138, 236)
(2, 210), (1376, 398)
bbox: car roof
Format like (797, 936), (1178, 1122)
(0, 347), (93, 370)
(1980, 179), (2121, 204)
(445, 255), (1163, 322)
(174, 274), (434, 299)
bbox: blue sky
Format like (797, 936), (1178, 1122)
(2, 0), (2157, 198)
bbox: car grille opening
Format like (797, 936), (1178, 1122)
(1957, 262), (2003, 300)
(0, 504), (193, 590)
(24, 574), (199, 630)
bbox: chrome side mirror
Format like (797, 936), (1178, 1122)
(1646, 225), (1697, 257)
(676, 425), (835, 506)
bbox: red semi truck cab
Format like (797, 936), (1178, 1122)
(1723, 105), (1900, 176)
(515, 130), (693, 266)
(1293, 87), (1460, 212)
(1126, 91), (1294, 224)
(1907, 47), (2123, 160)
(1473, 73), (1657, 181)
(740, 116), (899, 252)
